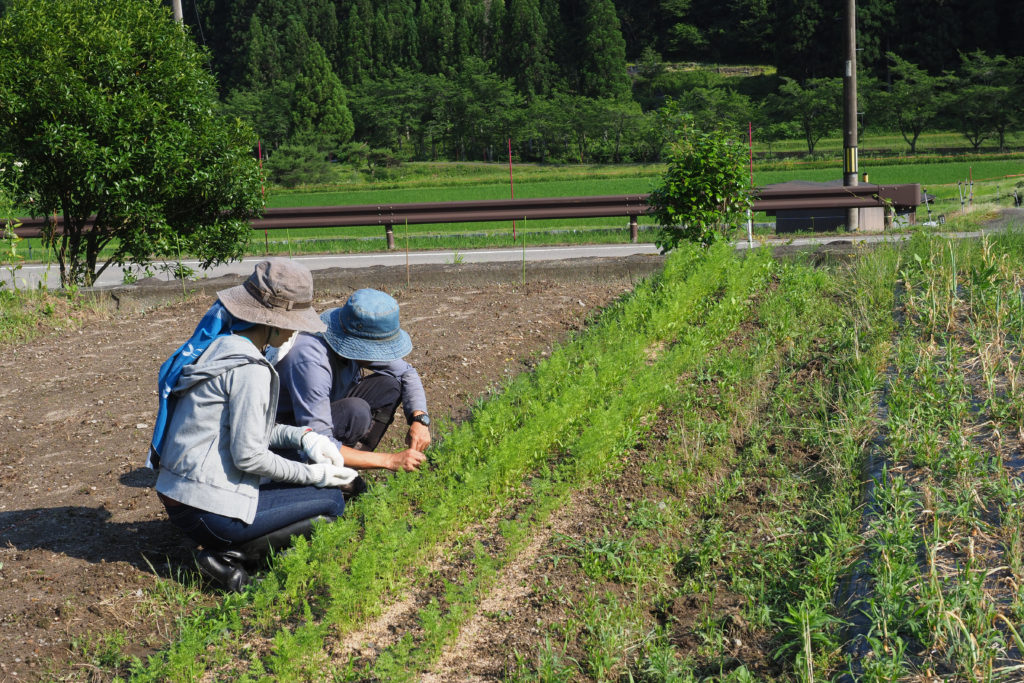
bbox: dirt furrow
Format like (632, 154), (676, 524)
(0, 260), (645, 681)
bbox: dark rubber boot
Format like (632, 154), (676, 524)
(355, 408), (396, 452)
(197, 516), (337, 592)
(196, 549), (250, 593)
(341, 475), (368, 501)
(236, 515), (336, 566)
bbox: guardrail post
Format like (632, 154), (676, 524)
(629, 215), (638, 243)
(385, 223), (395, 250)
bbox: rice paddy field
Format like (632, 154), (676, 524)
(5, 151), (1024, 269)
(240, 154), (1024, 257)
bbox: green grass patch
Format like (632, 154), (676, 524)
(0, 287), (106, 345)
(754, 130), (1024, 157)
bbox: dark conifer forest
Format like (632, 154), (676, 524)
(17, 0), (1024, 169)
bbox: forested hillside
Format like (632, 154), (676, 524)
(7, 0), (1016, 176)
(189, 0), (1024, 93)
(165, 0), (1022, 175)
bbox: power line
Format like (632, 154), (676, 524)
(191, 0), (207, 48)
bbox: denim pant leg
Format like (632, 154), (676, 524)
(165, 482), (345, 549)
(330, 373), (401, 448)
(329, 396), (372, 446)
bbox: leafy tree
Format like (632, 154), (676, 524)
(678, 84), (753, 137)
(242, 14), (287, 89)
(598, 99), (645, 163)
(871, 53), (947, 153)
(771, 77), (841, 154)
(772, 0), (839, 79)
(350, 70), (437, 159)
(483, 0), (507, 65)
(948, 51), (1020, 151)
(565, 96), (605, 163)
(223, 83), (293, 150)
(728, 0), (774, 64)
(612, 0), (665, 59)
(855, 0), (896, 73)
(754, 117), (800, 158)
(418, 0), (456, 73)
(451, 0), (488, 66)
(448, 58), (524, 161)
(289, 42), (355, 153)
(648, 118), (751, 251)
(660, 0), (772, 64)
(189, 0), (262, 92)
(0, 0), (262, 287)
(339, 0), (376, 83)
(662, 0), (707, 58)
(521, 96), (572, 162)
(376, 0), (422, 76)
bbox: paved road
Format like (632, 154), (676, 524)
(1, 243), (663, 290)
(5, 208), (1022, 290)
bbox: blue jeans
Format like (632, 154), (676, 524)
(165, 482), (345, 550)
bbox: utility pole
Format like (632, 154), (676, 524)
(172, 0), (183, 23)
(843, 0), (859, 231)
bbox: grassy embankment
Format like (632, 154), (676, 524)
(755, 130), (1024, 157)
(0, 279), (106, 345)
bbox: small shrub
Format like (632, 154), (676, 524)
(265, 144), (343, 188)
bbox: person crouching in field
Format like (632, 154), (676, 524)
(274, 288), (428, 483)
(149, 259), (358, 592)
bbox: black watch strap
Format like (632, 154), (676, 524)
(410, 413), (430, 427)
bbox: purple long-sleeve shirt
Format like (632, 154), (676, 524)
(275, 332), (427, 448)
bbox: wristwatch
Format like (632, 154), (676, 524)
(410, 413), (431, 427)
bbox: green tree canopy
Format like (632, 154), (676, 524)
(771, 77), (841, 154)
(947, 51), (1022, 151)
(871, 53), (948, 153)
(499, 0), (553, 97)
(289, 41), (355, 153)
(576, 0), (632, 100)
(0, 0), (262, 286)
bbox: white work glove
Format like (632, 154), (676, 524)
(309, 462), (359, 488)
(301, 430), (344, 467)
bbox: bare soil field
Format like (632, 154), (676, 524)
(0, 255), (661, 681)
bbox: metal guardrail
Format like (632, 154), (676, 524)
(12, 183), (921, 247)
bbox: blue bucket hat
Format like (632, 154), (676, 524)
(321, 289), (412, 362)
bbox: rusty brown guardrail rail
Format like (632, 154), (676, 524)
(12, 184), (920, 248)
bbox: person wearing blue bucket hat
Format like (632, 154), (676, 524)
(274, 288), (429, 475)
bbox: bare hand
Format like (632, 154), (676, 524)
(388, 448), (426, 472)
(406, 421), (432, 452)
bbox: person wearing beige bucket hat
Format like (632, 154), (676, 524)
(150, 258), (359, 592)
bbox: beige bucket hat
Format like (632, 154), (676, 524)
(217, 258), (326, 333)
